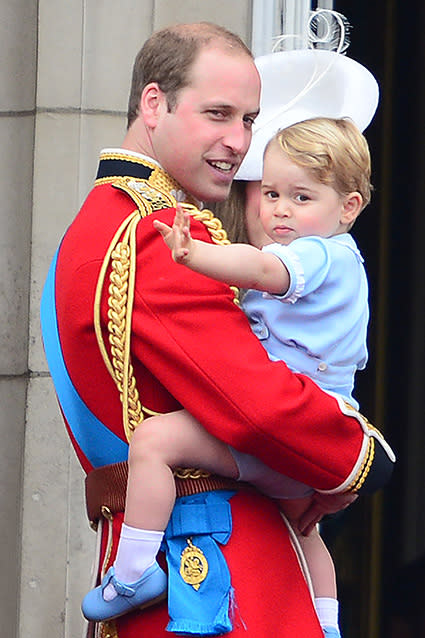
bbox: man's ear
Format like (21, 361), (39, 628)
(140, 82), (166, 128)
(341, 192), (363, 225)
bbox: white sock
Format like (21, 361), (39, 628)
(103, 524), (164, 601)
(315, 597), (339, 630)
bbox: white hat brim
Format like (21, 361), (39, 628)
(236, 49), (379, 181)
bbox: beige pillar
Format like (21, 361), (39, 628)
(0, 1), (37, 637)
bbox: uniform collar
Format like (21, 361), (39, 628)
(96, 148), (196, 205)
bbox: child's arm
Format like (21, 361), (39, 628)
(153, 205), (290, 295)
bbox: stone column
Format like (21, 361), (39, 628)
(0, 2), (37, 637)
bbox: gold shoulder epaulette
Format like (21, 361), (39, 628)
(111, 176), (177, 217)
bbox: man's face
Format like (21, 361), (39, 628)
(150, 47), (260, 202)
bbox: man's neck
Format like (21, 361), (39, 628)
(119, 120), (202, 208)
(121, 121), (156, 160)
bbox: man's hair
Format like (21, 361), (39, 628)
(271, 117), (372, 210)
(127, 22), (252, 128)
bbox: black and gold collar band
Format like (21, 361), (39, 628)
(96, 150), (155, 181)
(95, 149), (199, 207)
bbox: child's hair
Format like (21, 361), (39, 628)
(270, 117), (372, 211)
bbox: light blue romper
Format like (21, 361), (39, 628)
(230, 234), (369, 498)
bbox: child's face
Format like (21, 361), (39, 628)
(260, 143), (348, 246)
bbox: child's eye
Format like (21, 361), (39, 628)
(295, 194), (309, 202)
(264, 190), (279, 199)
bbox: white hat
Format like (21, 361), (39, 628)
(236, 48), (379, 181)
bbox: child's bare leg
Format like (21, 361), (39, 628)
(125, 408), (238, 530)
(101, 409), (238, 602)
(280, 497), (340, 635)
(281, 496), (337, 598)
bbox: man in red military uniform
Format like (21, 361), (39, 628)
(41, 22), (394, 638)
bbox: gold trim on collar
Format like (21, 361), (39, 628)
(99, 150), (158, 164)
(96, 151), (199, 208)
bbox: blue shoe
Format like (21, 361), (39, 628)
(323, 627), (341, 638)
(82, 563), (167, 621)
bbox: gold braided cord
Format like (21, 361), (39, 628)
(339, 402), (386, 492)
(111, 216), (144, 439)
(358, 436), (375, 490)
(94, 211), (140, 381)
(347, 436), (375, 492)
(140, 405), (162, 417)
(174, 467), (211, 480)
(182, 203), (231, 245)
(94, 210), (146, 442)
(181, 203), (240, 305)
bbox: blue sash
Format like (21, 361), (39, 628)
(163, 491), (236, 635)
(40, 249), (129, 467)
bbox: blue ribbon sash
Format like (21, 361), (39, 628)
(40, 249), (129, 467)
(163, 491), (236, 635)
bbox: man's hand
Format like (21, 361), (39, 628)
(297, 491), (358, 536)
(153, 204), (193, 264)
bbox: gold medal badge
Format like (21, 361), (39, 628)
(180, 537), (209, 591)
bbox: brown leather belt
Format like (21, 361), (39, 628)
(85, 461), (245, 524)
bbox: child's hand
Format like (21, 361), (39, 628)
(153, 204), (193, 264)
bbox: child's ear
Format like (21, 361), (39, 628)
(140, 82), (166, 128)
(341, 192), (363, 225)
